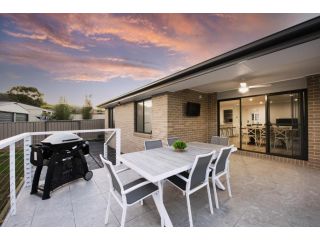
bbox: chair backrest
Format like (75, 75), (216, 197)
(100, 154), (123, 195)
(187, 151), (215, 191)
(248, 128), (256, 136)
(213, 146), (233, 175)
(167, 137), (179, 146)
(144, 140), (163, 150)
(211, 136), (229, 146)
(219, 137), (229, 146)
(211, 136), (220, 145)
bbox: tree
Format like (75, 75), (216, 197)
(7, 86), (45, 107)
(81, 95), (93, 120)
(53, 97), (72, 120)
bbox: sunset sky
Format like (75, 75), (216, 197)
(0, 13), (318, 106)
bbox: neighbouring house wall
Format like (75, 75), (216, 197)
(109, 94), (168, 153)
(307, 74), (320, 169)
(167, 89), (211, 143)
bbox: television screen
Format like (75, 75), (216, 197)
(186, 102), (200, 116)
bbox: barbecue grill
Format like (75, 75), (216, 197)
(30, 132), (93, 200)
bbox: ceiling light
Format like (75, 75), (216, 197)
(249, 98), (253, 101)
(238, 82), (249, 94)
(259, 101), (263, 104)
(294, 98), (298, 101)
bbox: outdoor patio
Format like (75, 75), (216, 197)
(3, 153), (320, 227)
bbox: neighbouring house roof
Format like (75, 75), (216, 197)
(0, 102), (29, 114)
(17, 103), (54, 113)
(98, 16), (320, 108)
(0, 101), (54, 114)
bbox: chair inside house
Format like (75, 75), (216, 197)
(166, 151), (216, 227)
(100, 155), (159, 227)
(167, 137), (180, 146)
(258, 127), (266, 147)
(247, 127), (257, 145)
(273, 126), (291, 150)
(211, 136), (229, 146)
(210, 146), (233, 209)
(144, 139), (163, 150)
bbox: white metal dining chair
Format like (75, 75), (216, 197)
(210, 145), (233, 209)
(166, 150), (216, 227)
(100, 155), (159, 227)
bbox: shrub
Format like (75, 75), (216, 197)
(53, 103), (72, 120)
(172, 140), (187, 150)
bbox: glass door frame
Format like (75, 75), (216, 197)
(266, 89), (308, 160)
(217, 88), (308, 160)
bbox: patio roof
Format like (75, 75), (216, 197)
(98, 16), (320, 108)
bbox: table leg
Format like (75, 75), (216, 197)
(152, 180), (173, 227)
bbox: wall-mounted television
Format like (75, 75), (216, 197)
(186, 102), (200, 116)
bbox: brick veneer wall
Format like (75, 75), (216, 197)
(167, 89), (213, 143)
(307, 74), (320, 169)
(108, 94), (168, 153)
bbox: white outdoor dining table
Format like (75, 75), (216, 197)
(119, 142), (237, 227)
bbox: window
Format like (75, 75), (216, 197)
(15, 113), (28, 122)
(135, 99), (152, 134)
(108, 108), (115, 128)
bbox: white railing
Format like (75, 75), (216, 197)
(0, 128), (121, 217)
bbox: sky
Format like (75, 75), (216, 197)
(0, 13), (318, 107)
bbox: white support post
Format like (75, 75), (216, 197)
(24, 135), (32, 187)
(103, 141), (108, 159)
(115, 129), (121, 165)
(9, 143), (16, 215)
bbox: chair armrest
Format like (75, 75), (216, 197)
(176, 174), (188, 182)
(123, 180), (151, 194)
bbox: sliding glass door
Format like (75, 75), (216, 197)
(241, 95), (266, 153)
(267, 91), (306, 159)
(218, 89), (307, 160)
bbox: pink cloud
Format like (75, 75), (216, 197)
(0, 42), (163, 82)
(1, 13), (316, 82)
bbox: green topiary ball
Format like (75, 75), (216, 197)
(173, 140), (187, 150)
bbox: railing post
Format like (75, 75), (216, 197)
(115, 128), (121, 165)
(24, 135), (32, 187)
(9, 143), (16, 215)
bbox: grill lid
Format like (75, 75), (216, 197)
(41, 133), (83, 145)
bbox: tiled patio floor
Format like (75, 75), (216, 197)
(3, 154), (320, 227)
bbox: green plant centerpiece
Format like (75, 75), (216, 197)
(172, 140), (187, 152)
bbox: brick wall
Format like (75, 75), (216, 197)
(307, 74), (320, 169)
(167, 89), (215, 143)
(109, 94), (168, 153)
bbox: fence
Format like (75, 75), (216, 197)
(0, 128), (120, 225)
(0, 119), (105, 141)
